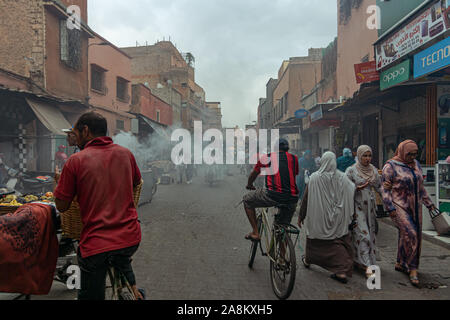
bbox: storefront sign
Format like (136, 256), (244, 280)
(354, 61), (380, 84)
(414, 36), (450, 78)
(380, 60), (411, 91)
(294, 109), (309, 119)
(310, 106), (323, 122)
(376, 0), (449, 70)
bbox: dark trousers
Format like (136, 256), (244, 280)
(77, 244), (139, 300)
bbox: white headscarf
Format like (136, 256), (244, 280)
(355, 145), (377, 183)
(305, 152), (356, 240)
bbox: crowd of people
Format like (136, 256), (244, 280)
(244, 139), (438, 287)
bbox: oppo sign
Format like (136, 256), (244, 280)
(383, 67), (406, 83)
(380, 60), (410, 91)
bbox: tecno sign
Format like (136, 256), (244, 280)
(380, 60), (410, 91)
(414, 37), (450, 79)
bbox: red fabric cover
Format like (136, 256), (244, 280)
(0, 203), (58, 295)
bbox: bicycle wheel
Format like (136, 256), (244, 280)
(248, 215), (262, 269)
(270, 229), (296, 300)
(105, 268), (136, 300)
(105, 268), (118, 300)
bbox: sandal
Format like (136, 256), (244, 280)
(395, 264), (409, 275)
(301, 255), (310, 269)
(245, 233), (260, 242)
(330, 274), (348, 284)
(409, 275), (420, 287)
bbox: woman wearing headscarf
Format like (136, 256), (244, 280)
(296, 150), (317, 199)
(345, 145), (382, 278)
(337, 148), (356, 172)
(381, 140), (437, 287)
(298, 152), (359, 284)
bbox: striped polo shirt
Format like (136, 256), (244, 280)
(254, 151), (299, 203)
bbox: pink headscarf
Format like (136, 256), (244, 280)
(391, 140), (418, 168)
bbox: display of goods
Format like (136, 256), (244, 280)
(0, 192), (55, 206)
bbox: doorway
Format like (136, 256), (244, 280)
(362, 114), (379, 168)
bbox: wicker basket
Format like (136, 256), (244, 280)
(61, 180), (143, 240)
(0, 205), (22, 216)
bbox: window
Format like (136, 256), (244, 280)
(283, 93), (288, 115)
(60, 20), (82, 70)
(116, 77), (129, 102)
(361, 54), (369, 63)
(91, 64), (107, 94)
(156, 110), (161, 123)
(116, 120), (125, 130)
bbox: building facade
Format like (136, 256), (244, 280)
(0, 0), (93, 172)
(88, 32), (135, 136)
(121, 41), (221, 132)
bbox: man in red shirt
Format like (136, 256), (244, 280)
(54, 112), (143, 300)
(243, 139), (299, 241)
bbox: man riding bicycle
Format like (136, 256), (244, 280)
(243, 139), (299, 241)
(54, 112), (143, 300)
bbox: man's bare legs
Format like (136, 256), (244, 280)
(244, 206), (260, 241)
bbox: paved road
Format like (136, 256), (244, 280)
(23, 167), (450, 300)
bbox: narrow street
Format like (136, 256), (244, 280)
(31, 167), (450, 300)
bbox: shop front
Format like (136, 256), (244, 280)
(0, 89), (77, 176)
(374, 0), (450, 166)
(301, 103), (340, 156)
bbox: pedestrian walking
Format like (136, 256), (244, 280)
(314, 153), (321, 168)
(337, 148), (355, 172)
(345, 145), (382, 278)
(296, 150), (316, 199)
(381, 139), (437, 287)
(176, 154), (186, 184)
(186, 164), (193, 184)
(298, 151), (356, 284)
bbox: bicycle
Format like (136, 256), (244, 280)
(104, 260), (145, 300)
(52, 205), (144, 300)
(248, 204), (300, 300)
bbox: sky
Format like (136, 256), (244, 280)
(87, 0), (338, 128)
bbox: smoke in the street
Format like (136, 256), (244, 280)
(112, 131), (172, 170)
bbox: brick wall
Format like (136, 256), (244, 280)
(132, 84), (173, 126)
(0, 0), (46, 85)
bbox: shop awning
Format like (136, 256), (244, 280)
(138, 115), (170, 139)
(26, 98), (72, 136)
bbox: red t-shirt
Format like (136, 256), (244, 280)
(54, 137), (142, 258)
